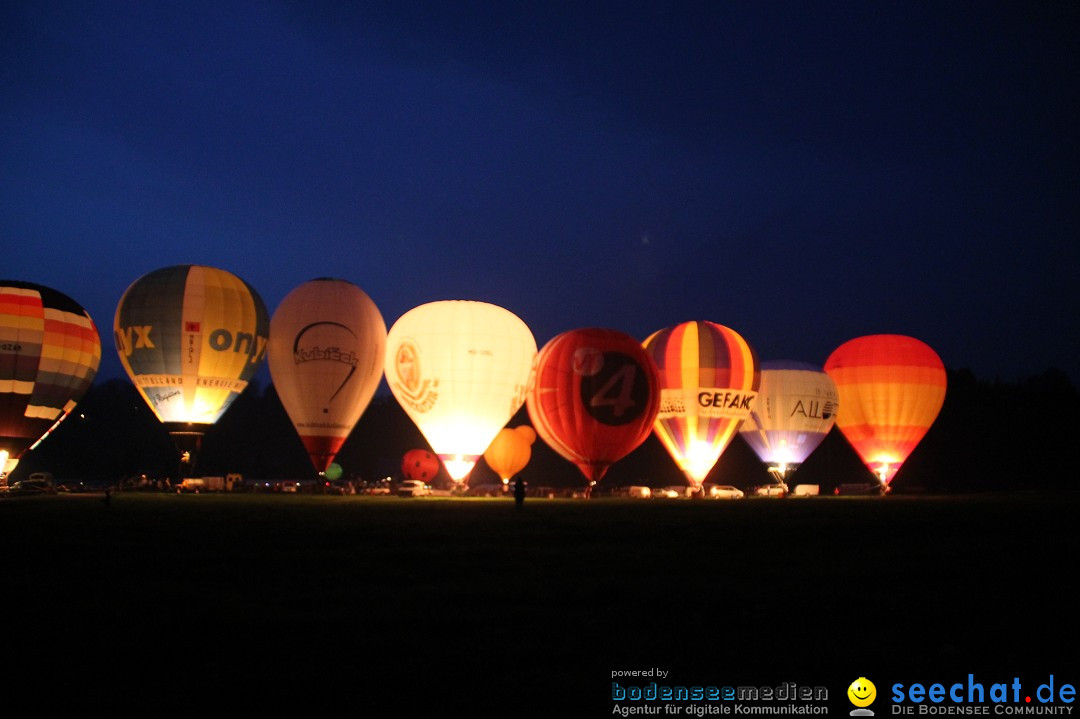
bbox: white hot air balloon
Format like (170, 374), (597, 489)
(385, 300), (536, 484)
(267, 278), (386, 473)
(738, 360), (839, 485)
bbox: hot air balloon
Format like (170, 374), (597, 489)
(114, 265), (268, 473)
(483, 425), (536, 485)
(642, 321), (759, 492)
(824, 334), (946, 489)
(385, 301), (536, 485)
(739, 360), (838, 486)
(527, 328), (660, 495)
(402, 448), (440, 483)
(1, 281), (101, 480)
(267, 278), (386, 473)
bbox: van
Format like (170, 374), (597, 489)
(397, 480), (430, 497)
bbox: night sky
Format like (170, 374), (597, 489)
(3, 2), (1077, 386)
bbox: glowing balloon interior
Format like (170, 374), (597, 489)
(825, 334), (946, 486)
(483, 425), (536, 483)
(385, 301), (536, 482)
(739, 360), (838, 482)
(527, 328), (660, 488)
(643, 321), (759, 488)
(115, 265), (269, 427)
(1, 281), (101, 478)
(268, 278), (386, 472)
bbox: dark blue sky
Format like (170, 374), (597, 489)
(3, 1), (1077, 385)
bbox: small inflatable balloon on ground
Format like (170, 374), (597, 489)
(114, 265), (269, 475)
(825, 334), (946, 490)
(402, 448), (440, 483)
(1, 281), (101, 481)
(527, 328), (660, 496)
(483, 425), (536, 485)
(643, 320), (759, 492)
(386, 300), (536, 486)
(739, 360), (838, 486)
(267, 278), (386, 473)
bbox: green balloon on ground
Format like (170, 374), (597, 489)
(324, 463), (343, 480)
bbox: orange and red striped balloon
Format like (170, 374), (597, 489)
(824, 334), (946, 485)
(643, 321), (759, 488)
(1, 281), (101, 476)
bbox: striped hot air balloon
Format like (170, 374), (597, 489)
(643, 321), (759, 490)
(739, 360), (838, 485)
(824, 334), (946, 487)
(1, 281), (101, 479)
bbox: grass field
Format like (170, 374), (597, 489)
(3, 491), (1076, 713)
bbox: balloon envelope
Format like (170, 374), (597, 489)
(643, 321), (759, 488)
(385, 301), (536, 482)
(739, 361), (838, 478)
(114, 265), (269, 427)
(267, 278), (386, 472)
(824, 334), (946, 485)
(402, 448), (440, 483)
(1, 281), (101, 476)
(483, 425), (536, 482)
(527, 328), (660, 485)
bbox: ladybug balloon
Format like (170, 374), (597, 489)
(402, 448), (441, 483)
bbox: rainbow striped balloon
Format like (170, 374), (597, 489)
(824, 334), (946, 485)
(643, 321), (759, 488)
(1, 281), (101, 476)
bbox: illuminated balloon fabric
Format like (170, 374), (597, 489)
(824, 335), (946, 484)
(738, 360), (838, 473)
(0, 281), (101, 475)
(402, 448), (440, 482)
(385, 301), (537, 482)
(114, 265), (269, 426)
(642, 321), (759, 487)
(526, 328), (660, 484)
(267, 279), (386, 472)
(483, 425), (536, 482)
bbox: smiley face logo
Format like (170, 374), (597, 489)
(848, 677), (877, 708)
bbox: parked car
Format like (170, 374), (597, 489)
(8, 477), (54, 494)
(397, 480), (431, 497)
(651, 487), (680, 499)
(753, 483), (787, 497)
(704, 484), (744, 499)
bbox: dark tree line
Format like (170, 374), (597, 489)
(15, 368), (1080, 493)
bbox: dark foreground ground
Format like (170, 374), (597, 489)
(3, 492), (1076, 714)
